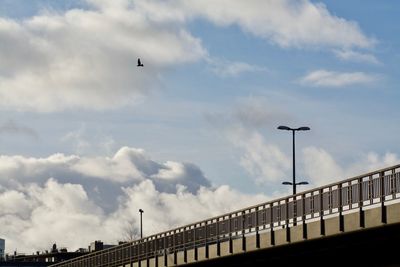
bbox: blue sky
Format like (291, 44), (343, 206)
(0, 0), (399, 253)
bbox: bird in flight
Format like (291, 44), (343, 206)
(137, 58), (144, 67)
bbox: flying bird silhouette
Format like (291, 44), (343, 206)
(137, 58), (144, 67)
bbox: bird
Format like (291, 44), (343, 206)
(137, 58), (144, 67)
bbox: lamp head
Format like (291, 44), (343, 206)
(278, 126), (291, 131)
(296, 181), (309, 185)
(297, 127), (310, 131)
(139, 209), (144, 213)
(282, 181), (293, 185)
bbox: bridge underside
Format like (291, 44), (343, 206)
(182, 222), (400, 267)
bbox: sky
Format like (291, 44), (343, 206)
(0, 0), (399, 254)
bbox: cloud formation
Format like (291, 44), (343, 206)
(334, 50), (381, 65)
(0, 146), (268, 253)
(208, 101), (397, 187)
(0, 146), (209, 193)
(301, 69), (379, 87)
(0, 2), (206, 112)
(209, 59), (267, 77)
(227, 127), (291, 185)
(302, 147), (399, 186)
(0, 0), (375, 112)
(0, 144), (397, 254)
(230, 129), (398, 188)
(136, 0), (374, 49)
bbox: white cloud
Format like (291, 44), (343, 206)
(0, 144), (397, 254)
(62, 125), (118, 156)
(227, 127), (291, 184)
(0, 179), (106, 252)
(135, 0), (374, 49)
(206, 98), (293, 185)
(0, 146), (209, 192)
(301, 69), (379, 87)
(0, 2), (206, 112)
(302, 147), (344, 185)
(0, 0), (375, 112)
(302, 147), (399, 186)
(0, 190), (32, 218)
(61, 126), (91, 154)
(209, 59), (267, 77)
(0, 148), (268, 253)
(334, 50), (381, 65)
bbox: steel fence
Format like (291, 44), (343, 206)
(51, 164), (400, 267)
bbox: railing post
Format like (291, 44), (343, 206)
(392, 168), (396, 198)
(172, 230), (178, 264)
(302, 193), (307, 239)
(369, 175), (373, 205)
(285, 198), (290, 242)
(359, 178), (365, 228)
(293, 195), (297, 226)
(147, 239), (151, 267)
(319, 189), (324, 236)
(194, 226), (198, 261)
(241, 211), (246, 251)
(393, 168), (399, 198)
(182, 229), (187, 263)
(380, 171), (387, 224)
(155, 237), (159, 267)
(270, 203), (275, 246)
(348, 181), (352, 210)
(164, 234), (167, 267)
(228, 215), (233, 254)
(338, 184), (344, 232)
(255, 206), (260, 248)
(205, 221), (209, 258)
(216, 218), (221, 256)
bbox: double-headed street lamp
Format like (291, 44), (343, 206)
(139, 209), (144, 239)
(277, 125), (310, 195)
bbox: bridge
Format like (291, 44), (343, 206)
(51, 164), (400, 267)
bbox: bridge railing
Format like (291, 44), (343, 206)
(51, 164), (400, 267)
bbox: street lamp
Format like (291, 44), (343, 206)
(277, 125), (310, 195)
(139, 209), (144, 239)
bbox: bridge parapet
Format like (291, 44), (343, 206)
(51, 164), (400, 267)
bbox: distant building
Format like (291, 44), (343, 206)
(89, 240), (103, 252)
(0, 240), (116, 267)
(88, 241), (115, 252)
(0, 239), (4, 261)
(1, 243), (87, 267)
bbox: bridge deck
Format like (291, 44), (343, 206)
(50, 164), (400, 267)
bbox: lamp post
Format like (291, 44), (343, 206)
(277, 125), (310, 195)
(139, 209), (144, 239)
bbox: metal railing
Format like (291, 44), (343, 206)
(51, 164), (400, 267)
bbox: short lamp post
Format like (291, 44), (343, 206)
(277, 125), (310, 195)
(139, 209), (144, 239)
